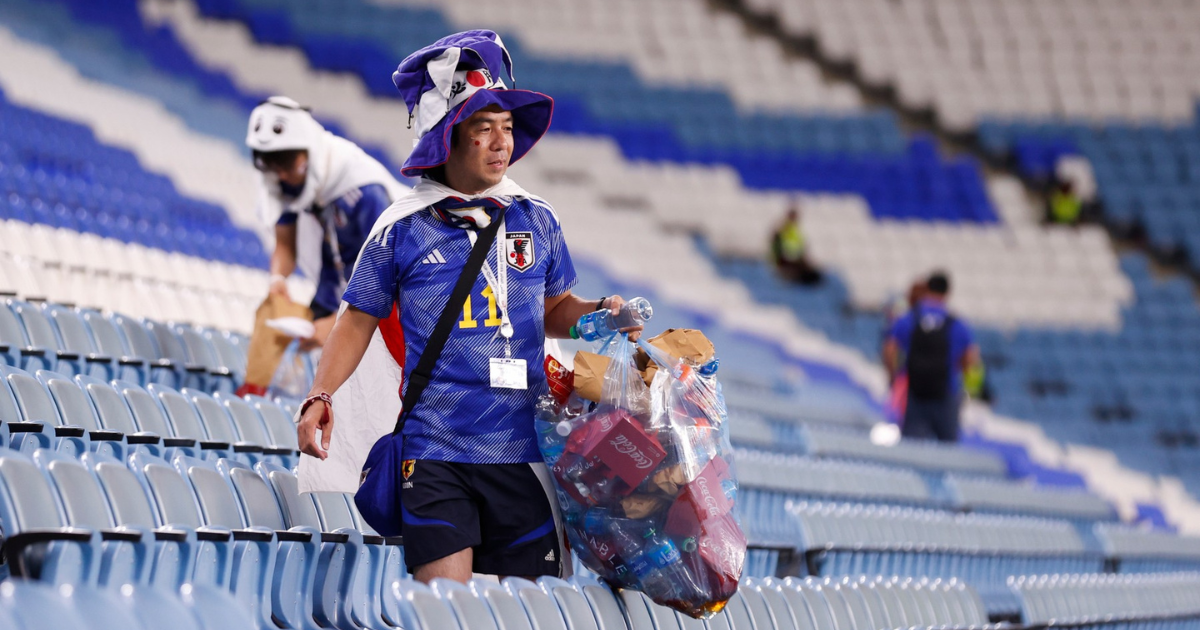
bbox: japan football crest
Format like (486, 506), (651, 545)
(505, 232), (535, 272)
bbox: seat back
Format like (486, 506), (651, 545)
(39, 371), (102, 432)
(431, 579), (501, 630)
(249, 395), (300, 450)
(175, 325), (219, 370)
(112, 380), (174, 438)
(80, 310), (127, 358)
(390, 580), (464, 630)
(86, 452), (158, 528)
(205, 329), (245, 374)
(145, 319), (189, 364)
(0, 302), (30, 347)
(183, 388), (238, 443)
(44, 305), (97, 355)
(470, 578), (535, 630)
(215, 392), (271, 447)
(146, 384), (207, 440)
(6, 366), (64, 425)
(312, 492), (358, 532)
(258, 462), (323, 529)
(0, 450), (66, 531)
(127, 451), (203, 528)
(538, 577), (602, 630)
(76, 375), (139, 434)
(110, 314), (158, 360)
(569, 577), (629, 630)
(9, 300), (61, 351)
(0, 366), (28, 423)
(174, 454), (246, 529)
(32, 449), (114, 530)
(756, 582), (803, 630)
(504, 577), (570, 630)
(219, 459), (286, 530)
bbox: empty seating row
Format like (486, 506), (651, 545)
(1011, 572), (1200, 626)
(945, 476), (1116, 522)
(1095, 523), (1200, 574)
(735, 448), (931, 506)
(735, 446), (1116, 526)
(0, 444), (403, 629)
(796, 425), (1009, 478)
(0, 364), (297, 465)
(0, 297), (249, 394)
(1, 219), (266, 334)
(785, 500), (1102, 615)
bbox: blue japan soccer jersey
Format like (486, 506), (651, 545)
(342, 197), (577, 463)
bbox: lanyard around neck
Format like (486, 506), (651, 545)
(466, 222), (514, 353)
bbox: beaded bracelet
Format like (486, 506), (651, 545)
(300, 392), (333, 417)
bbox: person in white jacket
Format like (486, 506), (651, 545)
(247, 96), (406, 350)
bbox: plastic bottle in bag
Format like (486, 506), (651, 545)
(575, 297), (654, 341)
(536, 396), (571, 463)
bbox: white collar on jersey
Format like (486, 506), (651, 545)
(363, 175), (540, 246)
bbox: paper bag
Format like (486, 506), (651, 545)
(573, 351), (611, 402)
(244, 293), (313, 388)
(647, 329), (716, 365)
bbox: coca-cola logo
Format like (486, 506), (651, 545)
(598, 414), (614, 431)
(695, 476), (723, 517)
(610, 434), (655, 469)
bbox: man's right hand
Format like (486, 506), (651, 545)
(269, 275), (290, 298)
(298, 399), (333, 460)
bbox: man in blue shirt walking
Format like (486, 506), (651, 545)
(296, 31), (642, 584)
(884, 272), (980, 442)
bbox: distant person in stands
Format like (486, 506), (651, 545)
(882, 272), (980, 442)
(771, 202), (822, 285)
(1047, 180), (1082, 225)
(247, 96), (406, 349)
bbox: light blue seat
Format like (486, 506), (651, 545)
(0, 449), (99, 585)
(469, 578), (536, 630)
(390, 579), (465, 630)
(78, 308), (148, 385)
(503, 576), (573, 630)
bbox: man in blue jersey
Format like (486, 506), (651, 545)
(247, 97), (405, 351)
(296, 31), (641, 583)
(883, 272), (980, 442)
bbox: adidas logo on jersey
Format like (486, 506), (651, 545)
(544, 549), (556, 562)
(421, 249), (447, 264)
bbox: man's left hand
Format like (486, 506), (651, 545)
(605, 295), (643, 342)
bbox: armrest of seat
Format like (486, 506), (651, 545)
(53, 426), (86, 438)
(2, 528), (94, 577)
(275, 530), (315, 543)
(199, 441), (231, 451)
(195, 528), (233, 543)
(125, 434), (161, 445)
(162, 437), (197, 448)
(19, 347), (46, 358)
(262, 446), (295, 456)
(87, 430), (124, 441)
(232, 443), (263, 454)
(6, 421), (48, 433)
(185, 364), (207, 374)
(118, 356), (148, 367)
(209, 367), (233, 377)
(84, 354), (114, 364)
(232, 529), (274, 543)
(320, 533), (350, 544)
(54, 351), (81, 362)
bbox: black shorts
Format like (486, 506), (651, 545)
(399, 459), (563, 576)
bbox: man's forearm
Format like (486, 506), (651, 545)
(271, 224), (298, 278)
(545, 293), (602, 339)
(307, 305), (381, 396)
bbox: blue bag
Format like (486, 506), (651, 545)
(354, 206), (507, 536)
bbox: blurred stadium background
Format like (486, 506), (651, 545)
(3, 0), (1200, 628)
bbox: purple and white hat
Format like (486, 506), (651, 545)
(393, 30), (553, 178)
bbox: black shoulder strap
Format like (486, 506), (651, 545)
(392, 205), (507, 434)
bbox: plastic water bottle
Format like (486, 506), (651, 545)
(633, 529), (697, 604)
(575, 297), (653, 341)
(535, 397), (570, 463)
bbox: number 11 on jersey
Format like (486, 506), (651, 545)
(459, 285), (503, 329)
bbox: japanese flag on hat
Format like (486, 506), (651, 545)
(393, 30), (553, 178)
